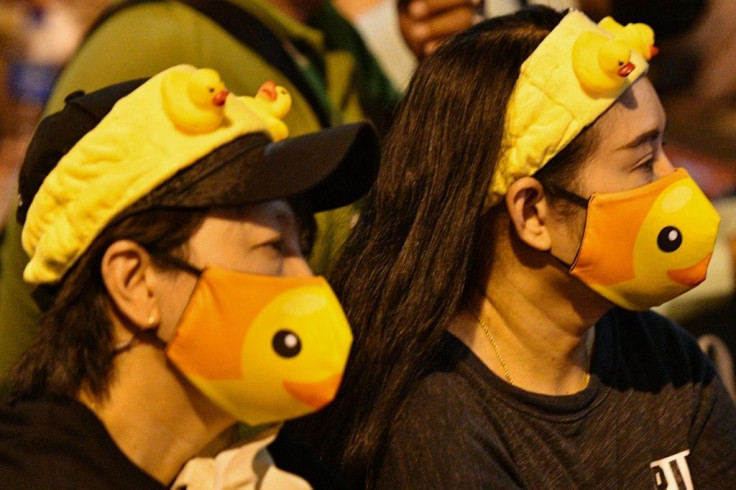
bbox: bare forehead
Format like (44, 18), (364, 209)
(593, 78), (665, 139)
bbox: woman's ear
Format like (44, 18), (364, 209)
(504, 177), (553, 252)
(101, 240), (159, 330)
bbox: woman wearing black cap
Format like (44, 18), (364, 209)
(0, 65), (378, 489)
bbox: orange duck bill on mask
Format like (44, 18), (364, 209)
(165, 266), (353, 425)
(560, 168), (720, 311)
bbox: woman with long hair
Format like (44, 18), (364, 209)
(292, 6), (736, 488)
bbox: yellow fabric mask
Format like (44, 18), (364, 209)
(563, 168), (720, 310)
(165, 266), (352, 425)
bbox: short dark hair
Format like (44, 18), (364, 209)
(10, 196), (317, 403)
(9, 208), (207, 402)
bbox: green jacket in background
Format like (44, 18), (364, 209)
(0, 0), (400, 392)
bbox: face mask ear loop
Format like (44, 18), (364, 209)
(114, 253), (202, 355)
(539, 181), (591, 271)
(153, 253), (204, 277)
(114, 330), (144, 353)
(113, 336), (138, 353)
(542, 182), (591, 209)
(113, 321), (164, 354)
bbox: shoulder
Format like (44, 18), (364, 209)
(375, 338), (522, 488)
(0, 397), (165, 488)
(0, 398), (82, 483)
(390, 334), (496, 430)
(46, 2), (196, 112)
(395, 366), (490, 435)
(68, 1), (214, 66)
(267, 429), (351, 490)
(601, 308), (713, 384)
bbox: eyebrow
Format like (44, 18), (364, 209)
(270, 202), (298, 228)
(616, 128), (662, 151)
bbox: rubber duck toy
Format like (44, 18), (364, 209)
(240, 81), (292, 141)
(598, 16), (658, 61)
(572, 31), (636, 96)
(161, 67), (230, 133)
(598, 16), (659, 61)
(574, 171), (718, 311)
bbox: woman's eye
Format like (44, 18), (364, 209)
(264, 239), (285, 254)
(638, 158), (655, 173)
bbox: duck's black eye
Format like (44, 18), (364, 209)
(209, 88), (214, 93)
(273, 330), (301, 358)
(657, 226), (682, 252)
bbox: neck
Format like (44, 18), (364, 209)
(451, 245), (608, 395)
(79, 344), (235, 484)
(265, 0), (322, 23)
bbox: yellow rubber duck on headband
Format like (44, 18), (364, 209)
(599, 16), (659, 61)
(572, 32), (635, 96)
(571, 15), (659, 97)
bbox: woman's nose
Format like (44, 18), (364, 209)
(654, 152), (677, 179)
(285, 256), (313, 278)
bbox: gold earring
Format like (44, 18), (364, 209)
(148, 314), (156, 327)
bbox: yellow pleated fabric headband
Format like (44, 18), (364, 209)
(484, 10), (656, 210)
(22, 65), (288, 284)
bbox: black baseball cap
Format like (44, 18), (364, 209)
(17, 78), (380, 225)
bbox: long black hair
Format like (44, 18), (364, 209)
(290, 6), (596, 487)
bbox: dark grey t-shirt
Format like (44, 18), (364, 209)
(377, 309), (736, 489)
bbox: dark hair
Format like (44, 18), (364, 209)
(10, 196), (317, 403)
(9, 208), (207, 402)
(289, 6), (598, 487)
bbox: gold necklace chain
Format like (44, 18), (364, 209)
(473, 310), (514, 385)
(469, 307), (592, 389)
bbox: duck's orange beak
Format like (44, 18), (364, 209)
(649, 45), (660, 59)
(667, 253), (712, 286)
(212, 89), (229, 106)
(258, 81), (278, 101)
(618, 61), (635, 77)
(283, 374), (343, 410)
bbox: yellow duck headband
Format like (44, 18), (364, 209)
(485, 10), (656, 210)
(20, 65), (379, 284)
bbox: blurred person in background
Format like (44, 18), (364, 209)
(0, 0), (105, 229)
(335, 0), (580, 89)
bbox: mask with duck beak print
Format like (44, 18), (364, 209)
(165, 261), (352, 425)
(550, 168), (719, 311)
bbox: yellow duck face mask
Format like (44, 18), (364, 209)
(561, 168), (720, 310)
(165, 266), (353, 425)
